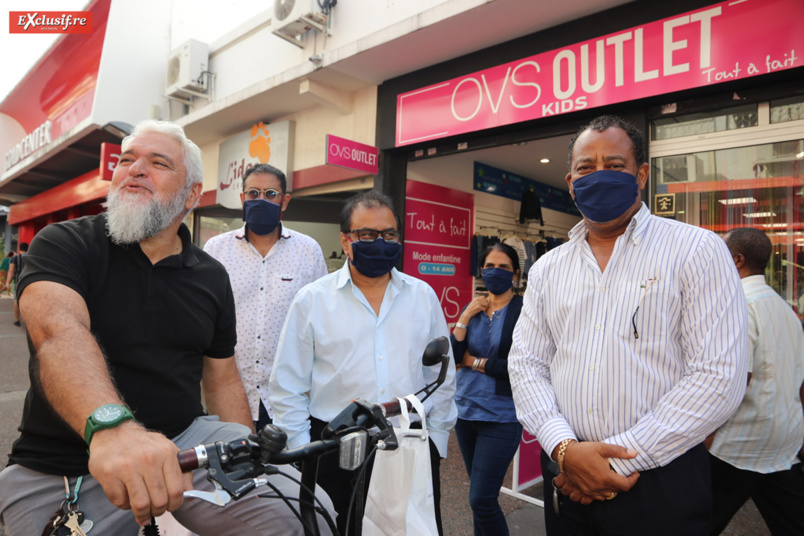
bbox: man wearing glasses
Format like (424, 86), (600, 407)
(269, 189), (457, 535)
(204, 163), (327, 432)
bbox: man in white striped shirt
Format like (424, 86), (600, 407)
(707, 227), (804, 535)
(509, 115), (748, 535)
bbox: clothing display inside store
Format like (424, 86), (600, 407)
(470, 230), (565, 291)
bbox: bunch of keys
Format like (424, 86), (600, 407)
(552, 476), (563, 517)
(41, 499), (93, 535)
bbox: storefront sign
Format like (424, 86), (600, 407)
(403, 180), (474, 324)
(474, 161), (579, 216)
(100, 142), (121, 181)
(1, 0), (109, 179)
(9, 11), (92, 34)
(396, 0), (804, 146)
(4, 120), (52, 170)
(216, 120), (295, 209)
(326, 134), (378, 175)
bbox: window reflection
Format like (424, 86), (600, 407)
(771, 95), (804, 124)
(652, 104), (758, 140)
(652, 139), (804, 311)
(198, 215), (242, 249)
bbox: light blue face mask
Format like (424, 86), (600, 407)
(572, 170), (639, 223)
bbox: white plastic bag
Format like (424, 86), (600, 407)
(362, 394), (439, 536)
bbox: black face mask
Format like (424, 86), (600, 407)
(243, 199), (281, 235)
(350, 238), (402, 278)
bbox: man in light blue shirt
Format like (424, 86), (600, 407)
(269, 190), (457, 535)
(708, 227), (804, 535)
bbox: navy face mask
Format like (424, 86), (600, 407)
(243, 199), (281, 235)
(350, 238), (402, 278)
(482, 267), (515, 295)
(572, 170), (639, 223)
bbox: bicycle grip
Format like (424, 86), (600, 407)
(380, 397), (411, 418)
(177, 448), (199, 472)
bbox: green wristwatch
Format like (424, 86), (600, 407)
(84, 404), (135, 446)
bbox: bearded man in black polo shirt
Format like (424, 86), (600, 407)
(0, 120), (333, 535)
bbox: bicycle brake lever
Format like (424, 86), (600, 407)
(183, 480), (232, 506)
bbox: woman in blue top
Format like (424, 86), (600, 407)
(450, 243), (524, 536)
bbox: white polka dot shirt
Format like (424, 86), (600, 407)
(204, 224), (328, 420)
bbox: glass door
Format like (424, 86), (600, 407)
(649, 97), (804, 311)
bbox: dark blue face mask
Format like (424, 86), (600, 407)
(350, 238), (402, 278)
(243, 199), (281, 235)
(482, 267), (515, 295)
(572, 170), (639, 223)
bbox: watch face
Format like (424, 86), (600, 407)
(95, 405), (124, 423)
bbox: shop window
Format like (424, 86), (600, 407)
(197, 215), (242, 249)
(651, 139), (804, 308)
(651, 104), (758, 141)
(770, 95), (804, 124)
(183, 211), (194, 241)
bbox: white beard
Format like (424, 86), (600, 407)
(104, 183), (191, 245)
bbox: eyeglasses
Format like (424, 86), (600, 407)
(244, 188), (283, 202)
(346, 228), (401, 244)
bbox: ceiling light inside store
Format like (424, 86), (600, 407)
(763, 223), (788, 228)
(743, 212), (777, 218)
(540, 158), (550, 163)
(718, 197), (757, 205)
(796, 151), (804, 159)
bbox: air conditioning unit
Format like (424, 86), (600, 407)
(272, 0), (329, 45)
(165, 39), (209, 98)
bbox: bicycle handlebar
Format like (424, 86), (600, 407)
(175, 396), (412, 473)
(174, 335), (450, 535)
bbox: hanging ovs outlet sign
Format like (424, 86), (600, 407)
(396, 0), (804, 146)
(326, 135), (378, 175)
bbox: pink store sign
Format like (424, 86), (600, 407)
(403, 180), (474, 325)
(326, 134), (379, 175)
(396, 0), (803, 146)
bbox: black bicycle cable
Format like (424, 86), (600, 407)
(261, 468), (339, 536)
(344, 445), (378, 536)
(258, 478), (316, 535)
